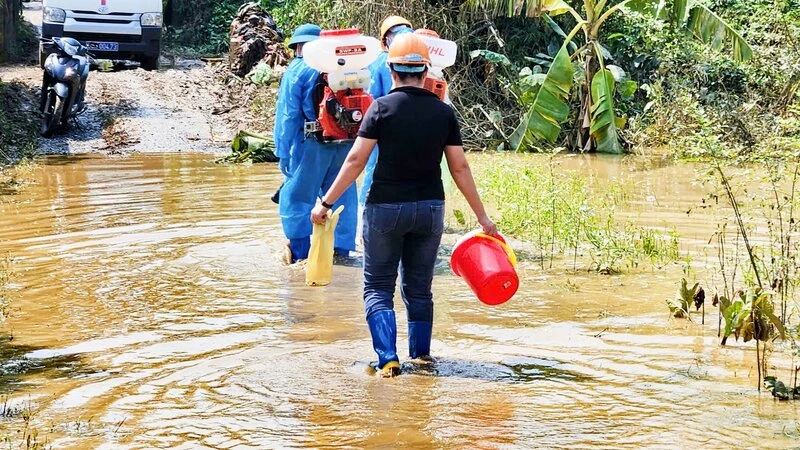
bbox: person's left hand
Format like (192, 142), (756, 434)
(311, 202), (330, 225)
(279, 158), (291, 176)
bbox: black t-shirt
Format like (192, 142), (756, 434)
(358, 86), (463, 204)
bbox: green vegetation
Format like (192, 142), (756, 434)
(1, 397), (51, 450)
(0, 0), (790, 159)
(164, 0), (290, 54)
(0, 80), (38, 171)
(629, 0), (800, 160)
(470, 155), (680, 273)
(667, 157), (800, 395)
(465, 0), (796, 155)
(666, 278), (703, 318)
(216, 130), (278, 164)
(0, 255), (9, 321)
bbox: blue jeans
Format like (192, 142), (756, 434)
(362, 200), (445, 322)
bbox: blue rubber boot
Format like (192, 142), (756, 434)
(408, 321), (433, 360)
(289, 238), (310, 263)
(367, 310), (400, 377)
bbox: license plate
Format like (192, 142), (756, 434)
(86, 41), (119, 51)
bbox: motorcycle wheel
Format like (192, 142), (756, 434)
(40, 89), (64, 138)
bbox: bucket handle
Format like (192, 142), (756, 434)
(475, 233), (517, 268)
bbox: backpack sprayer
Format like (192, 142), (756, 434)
(302, 29), (381, 143)
(414, 29), (457, 102)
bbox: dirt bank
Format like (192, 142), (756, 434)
(0, 61), (275, 155)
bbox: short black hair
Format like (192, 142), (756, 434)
(389, 64), (427, 82)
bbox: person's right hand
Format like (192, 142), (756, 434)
(478, 215), (498, 236)
(279, 158), (291, 176)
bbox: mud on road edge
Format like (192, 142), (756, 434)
(0, 79), (39, 165)
(2, 58), (282, 157)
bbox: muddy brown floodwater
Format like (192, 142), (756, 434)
(1, 154), (799, 448)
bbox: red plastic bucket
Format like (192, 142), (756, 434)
(451, 231), (519, 306)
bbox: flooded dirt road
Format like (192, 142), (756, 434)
(1, 154), (799, 448)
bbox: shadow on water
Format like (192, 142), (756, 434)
(39, 154), (100, 166)
(1, 156), (96, 195)
(0, 335), (94, 395)
(0, 184), (22, 197)
(362, 356), (594, 383)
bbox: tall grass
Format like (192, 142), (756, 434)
(470, 156), (680, 273)
(0, 255), (9, 321)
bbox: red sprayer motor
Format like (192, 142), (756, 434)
(302, 29), (381, 142)
(414, 29), (457, 103)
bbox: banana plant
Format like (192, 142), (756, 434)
(466, 0), (752, 153)
(686, 5), (752, 62)
(509, 23), (584, 150)
(630, 0), (753, 61)
(468, 0), (633, 153)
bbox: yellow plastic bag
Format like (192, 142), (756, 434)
(306, 205), (345, 286)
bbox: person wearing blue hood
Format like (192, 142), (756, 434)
(358, 15), (414, 206)
(276, 24), (358, 263)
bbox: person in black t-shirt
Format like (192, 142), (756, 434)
(310, 34), (497, 378)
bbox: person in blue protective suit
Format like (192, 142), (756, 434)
(311, 34), (497, 378)
(273, 24), (318, 207)
(277, 25), (358, 263)
(358, 15), (414, 206)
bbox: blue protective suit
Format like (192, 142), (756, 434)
(359, 51), (393, 205)
(274, 58), (307, 171)
(276, 58), (358, 260)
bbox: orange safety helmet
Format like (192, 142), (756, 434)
(414, 28), (440, 38)
(380, 15), (412, 40)
(387, 33), (431, 68)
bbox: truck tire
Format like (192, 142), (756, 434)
(140, 55), (160, 71)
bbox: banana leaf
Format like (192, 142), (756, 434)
(754, 292), (786, 340)
(510, 44), (574, 150)
(541, 13), (578, 53)
(469, 49), (511, 66)
(590, 69), (624, 154)
(687, 5), (753, 62)
(246, 62), (274, 85)
(672, 0), (688, 26)
(217, 130), (278, 164)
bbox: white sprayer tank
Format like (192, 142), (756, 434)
(416, 33), (457, 77)
(303, 29), (381, 75)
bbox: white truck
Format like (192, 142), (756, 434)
(40, 0), (163, 70)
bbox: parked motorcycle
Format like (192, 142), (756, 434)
(39, 37), (93, 137)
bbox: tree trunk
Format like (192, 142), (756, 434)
(164, 0), (186, 28)
(166, 0), (209, 28)
(0, 0), (20, 62)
